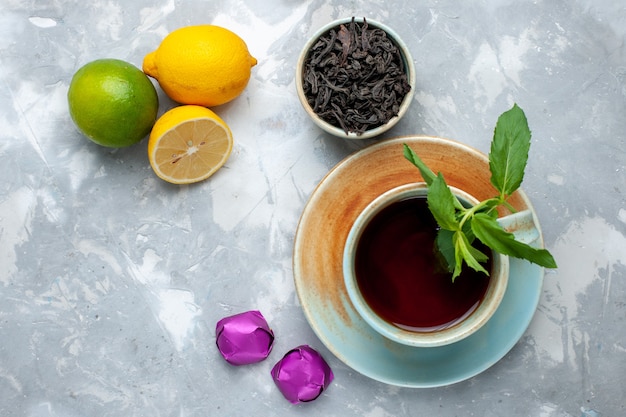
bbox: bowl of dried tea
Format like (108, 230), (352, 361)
(296, 17), (415, 139)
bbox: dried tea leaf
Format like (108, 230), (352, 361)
(302, 17), (411, 135)
(337, 24), (351, 65)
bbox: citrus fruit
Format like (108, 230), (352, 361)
(142, 25), (257, 107)
(68, 59), (158, 147)
(148, 105), (233, 184)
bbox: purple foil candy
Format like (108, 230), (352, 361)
(215, 310), (274, 365)
(270, 345), (334, 404)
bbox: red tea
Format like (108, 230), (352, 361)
(354, 195), (491, 332)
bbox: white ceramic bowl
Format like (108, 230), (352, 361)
(296, 17), (416, 139)
(343, 183), (510, 348)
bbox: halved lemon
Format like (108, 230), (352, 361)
(148, 105), (233, 184)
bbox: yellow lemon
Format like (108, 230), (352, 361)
(143, 25), (257, 107)
(148, 105), (233, 184)
(68, 59), (158, 147)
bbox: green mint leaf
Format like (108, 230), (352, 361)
(427, 173), (460, 231)
(436, 229), (456, 272)
(467, 242), (490, 264)
(403, 143), (436, 186)
(452, 231), (489, 281)
(471, 212), (558, 268)
(452, 232), (464, 281)
(489, 103), (531, 197)
(460, 218), (491, 264)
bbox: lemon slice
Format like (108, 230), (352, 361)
(148, 105), (233, 184)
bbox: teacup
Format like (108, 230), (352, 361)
(343, 183), (527, 348)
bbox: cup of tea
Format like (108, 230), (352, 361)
(342, 183), (511, 348)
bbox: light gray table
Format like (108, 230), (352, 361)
(1, 1), (624, 416)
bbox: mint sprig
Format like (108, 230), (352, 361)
(403, 104), (557, 281)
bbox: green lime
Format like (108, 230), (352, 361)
(68, 59), (159, 147)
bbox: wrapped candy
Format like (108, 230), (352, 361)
(270, 345), (334, 404)
(215, 310), (274, 365)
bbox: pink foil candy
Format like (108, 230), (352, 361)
(216, 310), (274, 365)
(270, 345), (334, 404)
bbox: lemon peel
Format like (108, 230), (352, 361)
(143, 25), (257, 107)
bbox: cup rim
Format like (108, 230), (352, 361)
(342, 182), (510, 348)
(295, 17), (416, 139)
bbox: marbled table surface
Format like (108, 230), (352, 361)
(1, 1), (625, 416)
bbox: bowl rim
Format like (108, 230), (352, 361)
(295, 17), (416, 139)
(342, 182), (510, 348)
